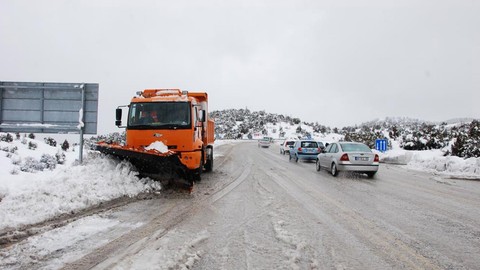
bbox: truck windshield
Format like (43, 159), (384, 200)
(128, 102), (191, 129)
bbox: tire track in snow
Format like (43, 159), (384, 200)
(62, 148), (254, 270)
(256, 149), (443, 270)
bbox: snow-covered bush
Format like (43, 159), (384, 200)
(1, 145), (18, 154)
(85, 132), (125, 149)
(28, 141), (37, 150)
(56, 151), (66, 165)
(19, 154), (58, 172)
(343, 127), (383, 149)
(399, 123), (449, 151)
(61, 139), (70, 151)
(20, 157), (45, 172)
(40, 154), (57, 170)
(11, 154), (21, 165)
(9, 146), (18, 153)
(451, 120), (480, 158)
(0, 133), (14, 142)
(44, 137), (57, 147)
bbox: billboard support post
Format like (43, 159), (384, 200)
(79, 84), (85, 163)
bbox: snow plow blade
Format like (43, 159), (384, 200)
(95, 143), (195, 188)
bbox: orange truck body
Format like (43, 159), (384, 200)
(96, 89), (214, 186)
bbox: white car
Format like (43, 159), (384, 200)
(280, 139), (296, 155)
(316, 142), (379, 178)
(258, 138), (271, 148)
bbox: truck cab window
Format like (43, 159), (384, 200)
(128, 102), (191, 129)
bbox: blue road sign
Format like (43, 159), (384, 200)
(375, 139), (388, 152)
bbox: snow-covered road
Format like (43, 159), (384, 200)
(2, 141), (480, 269)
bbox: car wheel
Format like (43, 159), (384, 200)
(295, 154), (299, 162)
(315, 159), (321, 171)
(331, 163), (338, 177)
(366, 172), (376, 178)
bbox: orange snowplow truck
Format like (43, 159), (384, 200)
(96, 89), (214, 187)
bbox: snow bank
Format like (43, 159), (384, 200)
(379, 148), (480, 178)
(0, 134), (162, 231)
(0, 154), (161, 231)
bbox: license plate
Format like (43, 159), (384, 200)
(355, 157), (369, 161)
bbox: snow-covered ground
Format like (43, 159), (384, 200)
(0, 136), (162, 232)
(375, 139), (480, 179)
(0, 132), (479, 234)
(379, 148), (480, 179)
(0, 136), (243, 233)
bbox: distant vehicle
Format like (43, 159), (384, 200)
(316, 141), (326, 151)
(289, 140), (322, 162)
(263, 136), (274, 142)
(258, 138), (271, 148)
(280, 139), (296, 155)
(316, 142), (379, 178)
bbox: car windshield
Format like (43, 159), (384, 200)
(340, 143), (371, 152)
(128, 102), (191, 129)
(286, 141), (295, 146)
(301, 141), (318, 148)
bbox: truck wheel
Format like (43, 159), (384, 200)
(204, 147), (213, 172)
(193, 171), (201, 182)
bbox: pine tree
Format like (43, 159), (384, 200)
(61, 140), (70, 151)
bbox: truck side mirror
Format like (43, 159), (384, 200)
(199, 109), (206, 122)
(115, 108), (122, 126)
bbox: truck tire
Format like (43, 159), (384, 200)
(204, 147), (213, 172)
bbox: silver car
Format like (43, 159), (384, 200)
(316, 142), (379, 178)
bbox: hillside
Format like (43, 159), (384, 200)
(211, 109), (480, 158)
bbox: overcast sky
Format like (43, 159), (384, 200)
(1, 0), (479, 133)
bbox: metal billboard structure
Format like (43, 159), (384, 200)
(0, 81), (99, 162)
